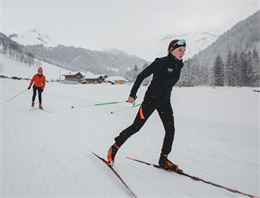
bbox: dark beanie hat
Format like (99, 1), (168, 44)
(168, 39), (186, 53)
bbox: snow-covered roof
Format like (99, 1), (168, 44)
(63, 72), (85, 76)
(83, 71), (105, 79)
(63, 71), (107, 79)
(106, 76), (127, 81)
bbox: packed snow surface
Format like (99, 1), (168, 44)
(0, 78), (259, 197)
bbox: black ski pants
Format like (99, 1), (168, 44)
(115, 99), (175, 155)
(32, 86), (43, 104)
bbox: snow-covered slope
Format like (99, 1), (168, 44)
(0, 77), (259, 197)
(0, 54), (70, 80)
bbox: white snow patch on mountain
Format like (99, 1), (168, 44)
(9, 29), (54, 47)
(156, 31), (219, 59)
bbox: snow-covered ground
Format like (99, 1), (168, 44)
(0, 54), (70, 81)
(0, 77), (259, 197)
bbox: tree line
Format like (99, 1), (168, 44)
(176, 48), (259, 87)
(213, 48), (259, 87)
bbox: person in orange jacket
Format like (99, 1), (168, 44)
(28, 67), (46, 109)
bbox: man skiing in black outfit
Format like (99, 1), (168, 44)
(107, 39), (186, 170)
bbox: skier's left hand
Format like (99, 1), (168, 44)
(41, 88), (44, 92)
(127, 96), (135, 104)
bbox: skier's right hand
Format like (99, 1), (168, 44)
(28, 86), (31, 90)
(127, 96), (135, 104)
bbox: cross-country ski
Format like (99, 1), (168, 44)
(126, 156), (258, 198)
(91, 151), (138, 198)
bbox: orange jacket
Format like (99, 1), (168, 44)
(29, 74), (46, 88)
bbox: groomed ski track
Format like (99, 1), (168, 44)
(1, 79), (259, 197)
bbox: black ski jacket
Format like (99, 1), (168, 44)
(130, 54), (184, 103)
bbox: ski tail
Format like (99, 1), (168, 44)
(90, 151), (138, 198)
(126, 156), (257, 198)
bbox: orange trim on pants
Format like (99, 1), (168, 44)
(139, 106), (145, 120)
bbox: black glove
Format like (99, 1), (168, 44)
(28, 86), (31, 90)
(41, 88), (44, 92)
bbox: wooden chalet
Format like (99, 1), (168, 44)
(63, 72), (85, 82)
(81, 74), (108, 84)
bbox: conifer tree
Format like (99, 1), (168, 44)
(231, 52), (240, 86)
(213, 55), (225, 86)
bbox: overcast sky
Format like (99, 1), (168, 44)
(1, 0), (259, 60)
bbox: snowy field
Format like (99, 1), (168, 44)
(0, 54), (69, 80)
(0, 77), (259, 198)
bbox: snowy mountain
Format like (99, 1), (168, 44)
(0, 32), (70, 80)
(0, 32), (36, 68)
(23, 44), (148, 76)
(156, 31), (219, 59)
(177, 10), (260, 87)
(0, 32), (24, 53)
(4, 29), (148, 77)
(190, 10), (260, 67)
(5, 29), (148, 77)
(9, 29), (53, 47)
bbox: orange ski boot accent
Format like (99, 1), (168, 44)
(159, 153), (180, 171)
(107, 144), (120, 165)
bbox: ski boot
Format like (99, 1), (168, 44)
(32, 101), (35, 107)
(107, 143), (120, 165)
(159, 153), (182, 172)
(39, 104), (43, 110)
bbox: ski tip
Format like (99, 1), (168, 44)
(88, 149), (96, 155)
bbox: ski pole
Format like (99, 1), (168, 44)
(110, 103), (141, 114)
(71, 100), (127, 109)
(6, 89), (28, 102)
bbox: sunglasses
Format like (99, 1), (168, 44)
(177, 39), (186, 46)
(172, 39), (186, 47)
(170, 39), (186, 51)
